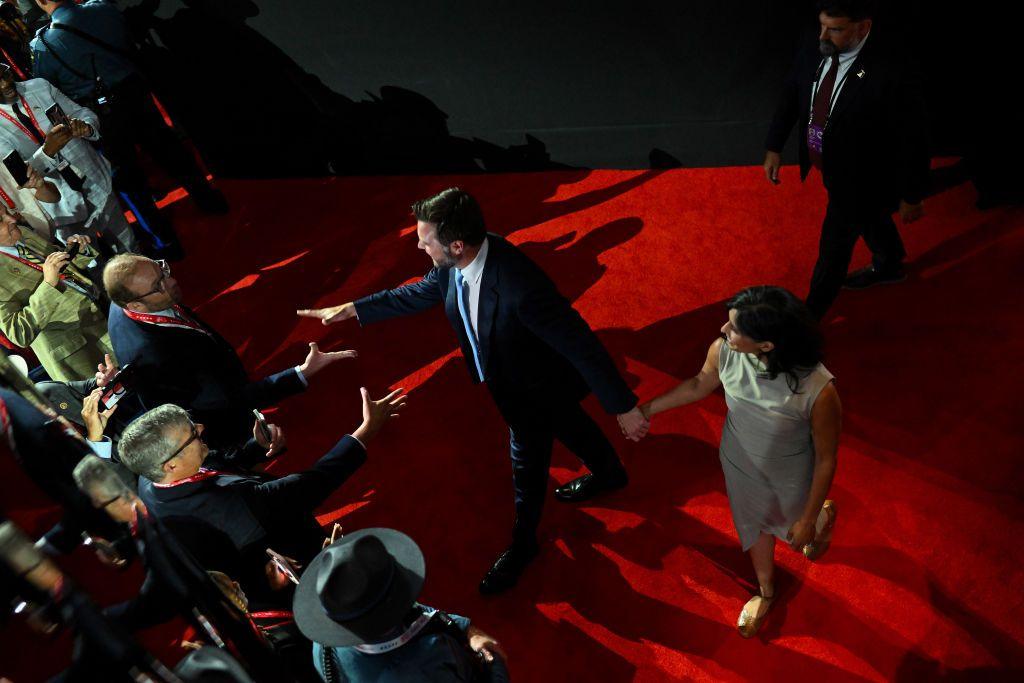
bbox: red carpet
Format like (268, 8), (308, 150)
(3, 166), (1023, 681)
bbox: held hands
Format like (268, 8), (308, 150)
(467, 625), (507, 664)
(94, 353), (118, 388)
(65, 234), (91, 254)
(764, 151), (782, 185)
(352, 386), (407, 445)
(786, 518), (816, 551)
(298, 342), (358, 380)
(296, 302), (356, 325)
(616, 405), (650, 442)
(252, 419), (287, 459)
(898, 199), (924, 224)
(81, 388), (117, 442)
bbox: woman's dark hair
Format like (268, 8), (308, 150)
(411, 187), (486, 247)
(726, 285), (824, 393)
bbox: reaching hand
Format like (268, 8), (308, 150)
(616, 406), (650, 442)
(297, 342), (358, 380)
(94, 354), (118, 388)
(296, 302), (356, 326)
(81, 388), (117, 442)
(764, 150), (782, 185)
(252, 419), (287, 459)
(467, 625), (507, 664)
(352, 386), (407, 445)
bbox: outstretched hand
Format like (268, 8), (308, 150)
(296, 302), (356, 326)
(352, 386), (407, 444)
(298, 342), (358, 380)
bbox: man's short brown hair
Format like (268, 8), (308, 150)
(411, 188), (486, 247)
(103, 254), (149, 307)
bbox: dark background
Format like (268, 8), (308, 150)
(123, 0), (987, 178)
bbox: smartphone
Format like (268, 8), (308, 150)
(100, 363), (135, 411)
(266, 548), (300, 585)
(2, 150), (28, 186)
(44, 103), (71, 129)
(252, 409), (272, 442)
(65, 242), (80, 260)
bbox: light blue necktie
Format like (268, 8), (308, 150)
(454, 269), (485, 380)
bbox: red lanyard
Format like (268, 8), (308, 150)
(0, 249), (74, 283)
(152, 468), (222, 488)
(123, 305), (212, 337)
(0, 185), (14, 208)
(0, 47), (27, 81)
(0, 95), (44, 143)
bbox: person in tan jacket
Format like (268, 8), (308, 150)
(0, 203), (111, 380)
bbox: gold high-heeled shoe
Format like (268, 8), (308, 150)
(803, 499), (837, 561)
(737, 588), (774, 638)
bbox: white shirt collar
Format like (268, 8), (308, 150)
(837, 30), (869, 66)
(0, 244), (20, 256)
(457, 236), (489, 285)
(150, 307), (178, 317)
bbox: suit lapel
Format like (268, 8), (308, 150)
(826, 47), (871, 129)
(476, 254), (498, 375)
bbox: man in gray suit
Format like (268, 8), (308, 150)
(0, 63), (135, 252)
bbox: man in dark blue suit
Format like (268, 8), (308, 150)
(103, 255), (355, 449)
(299, 188), (648, 593)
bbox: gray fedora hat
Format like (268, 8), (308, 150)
(292, 528), (425, 647)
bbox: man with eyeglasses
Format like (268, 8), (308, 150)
(0, 202), (111, 381)
(117, 388), (406, 573)
(103, 253), (356, 448)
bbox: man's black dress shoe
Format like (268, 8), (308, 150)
(479, 544), (539, 595)
(842, 265), (906, 290)
(553, 472), (628, 503)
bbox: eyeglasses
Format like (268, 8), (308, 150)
(162, 422), (200, 465)
(128, 259), (171, 302)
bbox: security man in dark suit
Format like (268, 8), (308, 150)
(298, 187), (649, 594)
(763, 0), (930, 319)
(102, 254), (356, 449)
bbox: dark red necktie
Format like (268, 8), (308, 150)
(808, 56), (840, 169)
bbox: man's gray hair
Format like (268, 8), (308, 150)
(118, 404), (192, 482)
(73, 455), (132, 503)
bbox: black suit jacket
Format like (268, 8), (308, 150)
(0, 387), (123, 552)
(765, 35), (929, 209)
(355, 234), (636, 419)
(136, 435), (366, 566)
(107, 304), (307, 448)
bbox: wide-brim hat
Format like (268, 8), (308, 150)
(293, 528), (425, 647)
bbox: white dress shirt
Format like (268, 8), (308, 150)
(456, 237), (489, 340)
(812, 31), (869, 118)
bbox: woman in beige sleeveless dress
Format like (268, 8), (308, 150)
(640, 286), (841, 637)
